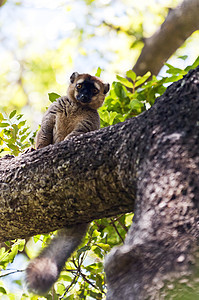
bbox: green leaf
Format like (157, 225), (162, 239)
(60, 274), (73, 282)
(130, 99), (143, 111)
(12, 124), (19, 138)
(56, 283), (66, 295)
(95, 67), (102, 77)
(18, 121), (26, 128)
(185, 56), (199, 72)
(7, 143), (19, 152)
(178, 55), (188, 61)
(0, 113), (4, 123)
(113, 82), (127, 99)
(0, 248), (7, 261)
(9, 110), (17, 119)
(126, 70), (136, 82)
(48, 92), (61, 103)
(77, 245), (91, 253)
(109, 111), (118, 125)
(134, 71), (151, 87)
(99, 111), (109, 124)
(93, 229), (100, 237)
(16, 114), (23, 120)
(9, 244), (19, 262)
(33, 234), (41, 243)
(96, 274), (104, 291)
(20, 135), (27, 143)
(65, 295), (75, 300)
(17, 239), (25, 251)
(0, 287), (7, 294)
(116, 75), (134, 88)
(166, 66), (186, 75)
(0, 123), (10, 127)
(4, 241), (10, 247)
(96, 243), (110, 251)
(89, 290), (102, 299)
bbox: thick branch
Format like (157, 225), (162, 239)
(0, 118), (139, 241)
(133, 0), (199, 76)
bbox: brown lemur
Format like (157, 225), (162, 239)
(25, 72), (110, 295)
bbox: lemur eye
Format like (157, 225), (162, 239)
(93, 88), (99, 94)
(76, 84), (82, 89)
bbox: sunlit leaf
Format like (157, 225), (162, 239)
(113, 82), (127, 99)
(130, 99), (143, 111)
(178, 55), (188, 61)
(77, 245), (91, 253)
(0, 123), (9, 127)
(116, 75), (134, 88)
(96, 243), (110, 251)
(0, 287), (7, 294)
(185, 56), (199, 72)
(9, 110), (17, 119)
(0, 113), (4, 123)
(48, 92), (61, 103)
(126, 70), (136, 82)
(134, 71), (151, 87)
(55, 283), (66, 295)
(95, 67), (102, 77)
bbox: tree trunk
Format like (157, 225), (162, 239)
(133, 0), (199, 77)
(105, 66), (199, 299)
(0, 67), (199, 298)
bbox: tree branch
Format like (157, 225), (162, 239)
(0, 116), (138, 241)
(133, 0), (199, 76)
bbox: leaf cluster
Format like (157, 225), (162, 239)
(99, 56), (199, 127)
(0, 111), (35, 156)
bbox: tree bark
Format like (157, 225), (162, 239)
(0, 124), (137, 241)
(105, 67), (199, 299)
(0, 67), (199, 298)
(133, 0), (199, 77)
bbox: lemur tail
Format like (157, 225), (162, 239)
(25, 223), (88, 295)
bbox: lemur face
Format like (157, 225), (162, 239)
(75, 78), (101, 104)
(68, 72), (110, 109)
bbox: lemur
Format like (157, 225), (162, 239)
(25, 72), (110, 295)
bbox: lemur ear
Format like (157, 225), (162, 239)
(70, 72), (79, 83)
(103, 83), (110, 94)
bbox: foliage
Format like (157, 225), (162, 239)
(0, 111), (35, 156)
(99, 56), (199, 128)
(0, 57), (198, 299)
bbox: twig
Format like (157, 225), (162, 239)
(81, 272), (106, 295)
(59, 272), (79, 299)
(110, 218), (124, 243)
(117, 219), (129, 232)
(0, 269), (24, 278)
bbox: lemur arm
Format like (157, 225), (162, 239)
(36, 106), (56, 149)
(36, 97), (70, 149)
(65, 111), (100, 140)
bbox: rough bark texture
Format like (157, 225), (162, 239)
(133, 0), (199, 77)
(0, 116), (140, 241)
(105, 67), (199, 299)
(0, 67), (199, 298)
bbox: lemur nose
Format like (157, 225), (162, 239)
(78, 94), (90, 103)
